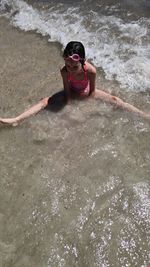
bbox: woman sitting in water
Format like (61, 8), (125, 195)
(0, 41), (149, 126)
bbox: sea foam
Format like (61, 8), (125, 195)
(1, 0), (150, 92)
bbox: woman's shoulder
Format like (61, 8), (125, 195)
(60, 64), (67, 72)
(85, 61), (96, 75)
(60, 65), (67, 76)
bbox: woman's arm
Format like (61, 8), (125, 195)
(60, 67), (71, 102)
(86, 62), (96, 96)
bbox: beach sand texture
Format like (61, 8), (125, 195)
(0, 17), (63, 115)
(0, 17), (150, 267)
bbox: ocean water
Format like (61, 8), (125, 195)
(0, 0), (150, 92)
(0, 1), (150, 267)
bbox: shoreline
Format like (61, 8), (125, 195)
(0, 16), (150, 267)
(0, 17), (64, 116)
(0, 16), (149, 118)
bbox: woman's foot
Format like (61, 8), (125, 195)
(0, 118), (19, 126)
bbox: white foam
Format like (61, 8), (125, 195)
(0, 0), (9, 11)
(1, 0), (150, 92)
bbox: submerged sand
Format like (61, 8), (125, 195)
(0, 17), (149, 117)
(0, 17), (150, 267)
(0, 17), (64, 117)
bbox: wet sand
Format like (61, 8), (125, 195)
(0, 17), (150, 267)
(0, 17), (65, 267)
(0, 17), (149, 118)
(0, 17), (64, 116)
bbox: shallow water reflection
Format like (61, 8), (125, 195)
(0, 101), (150, 267)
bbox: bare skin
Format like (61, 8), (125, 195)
(0, 97), (49, 126)
(0, 60), (149, 126)
(0, 89), (149, 126)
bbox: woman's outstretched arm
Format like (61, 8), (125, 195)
(0, 97), (49, 126)
(93, 89), (150, 119)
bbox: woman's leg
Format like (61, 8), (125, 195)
(93, 89), (150, 119)
(0, 97), (49, 126)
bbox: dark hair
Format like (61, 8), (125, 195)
(63, 41), (85, 65)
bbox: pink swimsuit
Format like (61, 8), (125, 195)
(67, 64), (90, 96)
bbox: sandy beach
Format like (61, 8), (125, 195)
(1, 16), (149, 118)
(0, 17), (150, 267)
(0, 17), (65, 267)
(0, 17), (64, 117)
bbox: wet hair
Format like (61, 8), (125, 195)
(63, 41), (85, 65)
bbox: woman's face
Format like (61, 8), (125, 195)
(65, 59), (82, 74)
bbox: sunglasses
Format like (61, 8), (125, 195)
(64, 54), (84, 62)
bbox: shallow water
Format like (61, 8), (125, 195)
(1, 0), (150, 92)
(0, 12), (150, 267)
(0, 100), (150, 267)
